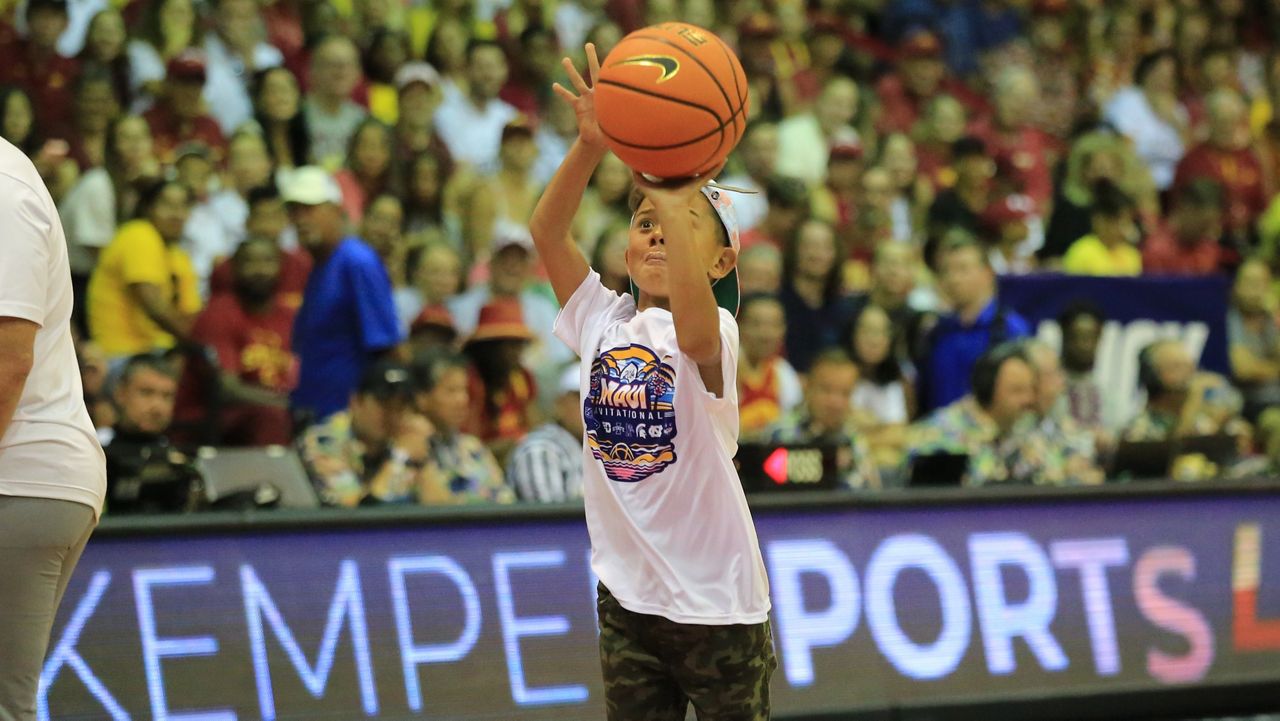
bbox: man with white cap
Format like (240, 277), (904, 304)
(285, 166), (403, 420)
(506, 365), (585, 503)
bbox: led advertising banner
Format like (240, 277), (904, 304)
(41, 490), (1280, 720)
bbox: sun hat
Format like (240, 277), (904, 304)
(464, 299), (534, 346)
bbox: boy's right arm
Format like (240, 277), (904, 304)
(530, 44), (609, 307)
(530, 139), (605, 306)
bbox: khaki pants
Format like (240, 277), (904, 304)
(0, 497), (95, 721)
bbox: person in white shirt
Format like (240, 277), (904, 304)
(776, 75), (861, 186)
(0, 137), (105, 721)
(202, 0), (284, 135)
(506, 366), (585, 502)
(530, 44), (775, 720)
(432, 38), (518, 175)
(1103, 50), (1188, 191)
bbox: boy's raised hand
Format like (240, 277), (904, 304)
(553, 43), (607, 150)
(630, 160), (727, 210)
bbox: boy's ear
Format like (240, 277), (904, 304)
(709, 246), (738, 281)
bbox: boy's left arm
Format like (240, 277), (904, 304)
(640, 170), (729, 396)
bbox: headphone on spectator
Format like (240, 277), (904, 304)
(971, 341), (1030, 409)
(1137, 342), (1165, 397)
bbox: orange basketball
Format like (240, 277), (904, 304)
(595, 22), (749, 179)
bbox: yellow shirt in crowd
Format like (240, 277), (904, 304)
(1061, 234), (1143, 277)
(87, 219), (202, 358)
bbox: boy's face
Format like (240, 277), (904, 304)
(626, 193), (732, 300)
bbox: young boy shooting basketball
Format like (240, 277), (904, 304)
(529, 44), (775, 720)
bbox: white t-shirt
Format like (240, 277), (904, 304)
(204, 35), (284, 135)
(554, 271), (770, 625)
(1103, 86), (1186, 190)
(0, 140), (106, 518)
(432, 94), (518, 176)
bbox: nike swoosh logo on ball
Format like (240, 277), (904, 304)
(614, 55), (681, 83)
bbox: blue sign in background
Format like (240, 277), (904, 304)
(41, 489), (1280, 720)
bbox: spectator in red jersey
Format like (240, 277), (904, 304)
(1143, 179), (1227, 276)
(1174, 88), (1268, 251)
(143, 50), (227, 166)
(174, 236), (297, 446)
(461, 299), (538, 462)
(0, 0), (79, 138)
(875, 30), (987, 136)
(971, 65), (1059, 214)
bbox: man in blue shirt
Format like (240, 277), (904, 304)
(919, 233), (1030, 413)
(284, 167), (403, 420)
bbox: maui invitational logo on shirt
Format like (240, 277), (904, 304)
(584, 344), (677, 482)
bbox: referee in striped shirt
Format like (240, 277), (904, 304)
(507, 366), (585, 503)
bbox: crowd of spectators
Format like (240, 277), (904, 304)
(7, 0), (1280, 511)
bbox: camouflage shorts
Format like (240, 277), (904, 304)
(597, 583), (777, 721)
